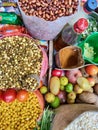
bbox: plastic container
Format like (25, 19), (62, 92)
(78, 32), (98, 65)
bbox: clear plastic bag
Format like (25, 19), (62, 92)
(17, 1), (80, 40)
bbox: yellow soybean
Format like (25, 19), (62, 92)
(0, 92), (42, 130)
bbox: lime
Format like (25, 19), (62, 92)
(65, 83), (73, 93)
(60, 76), (68, 86)
(50, 96), (60, 108)
(40, 86), (48, 94)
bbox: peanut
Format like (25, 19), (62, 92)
(18, 0), (79, 21)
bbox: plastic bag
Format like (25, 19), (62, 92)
(0, 6), (21, 15)
(0, 12), (23, 25)
(0, 24), (28, 36)
(17, 1), (80, 40)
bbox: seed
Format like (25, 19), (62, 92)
(18, 0), (79, 21)
(0, 36), (42, 91)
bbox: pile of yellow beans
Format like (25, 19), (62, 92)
(0, 92), (42, 130)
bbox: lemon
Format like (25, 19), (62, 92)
(60, 76), (68, 86)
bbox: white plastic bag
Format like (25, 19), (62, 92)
(17, 1), (80, 40)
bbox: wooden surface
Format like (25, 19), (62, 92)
(51, 104), (98, 130)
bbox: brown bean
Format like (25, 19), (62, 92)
(69, 0), (72, 5)
(18, 0), (79, 21)
(38, 10), (42, 15)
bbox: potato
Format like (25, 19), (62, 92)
(93, 84), (98, 95)
(86, 87), (94, 93)
(50, 76), (60, 95)
(78, 91), (97, 104)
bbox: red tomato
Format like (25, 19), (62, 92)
(85, 65), (98, 76)
(0, 90), (3, 100)
(2, 88), (17, 103)
(17, 90), (29, 102)
(52, 69), (63, 77)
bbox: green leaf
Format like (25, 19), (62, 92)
(39, 106), (54, 130)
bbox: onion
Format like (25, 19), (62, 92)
(57, 91), (67, 104)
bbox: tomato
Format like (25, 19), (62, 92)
(0, 90), (3, 100)
(85, 65), (98, 76)
(87, 77), (95, 87)
(17, 90), (29, 102)
(52, 69), (63, 77)
(2, 88), (17, 103)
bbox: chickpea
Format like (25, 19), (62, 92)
(0, 92), (42, 130)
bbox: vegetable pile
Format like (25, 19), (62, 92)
(40, 65), (98, 108)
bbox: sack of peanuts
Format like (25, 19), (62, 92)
(17, 0), (80, 40)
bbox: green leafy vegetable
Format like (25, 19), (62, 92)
(36, 107), (54, 130)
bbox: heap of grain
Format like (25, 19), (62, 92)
(0, 35), (42, 91)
